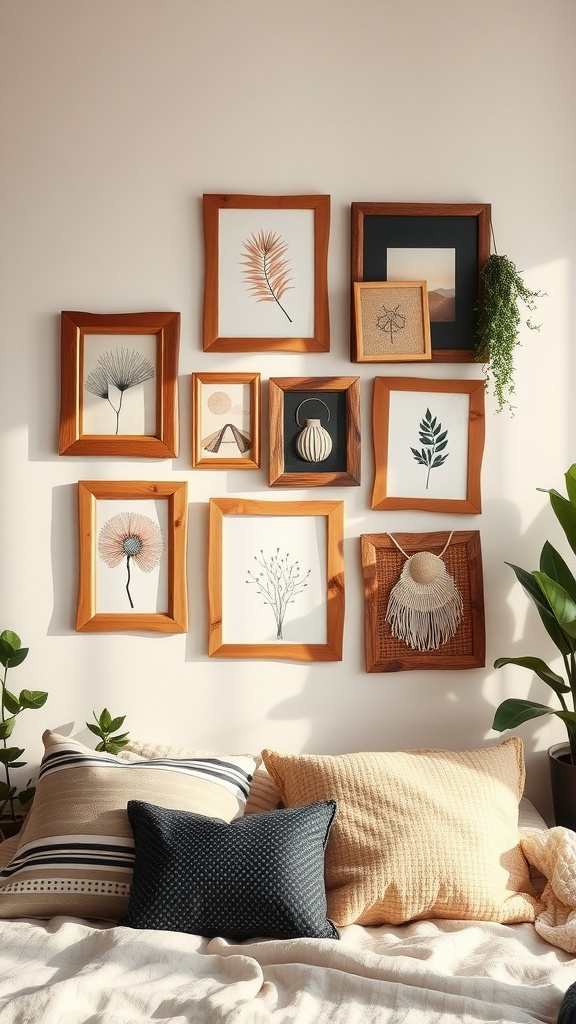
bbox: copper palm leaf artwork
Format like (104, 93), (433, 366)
(240, 230), (294, 322)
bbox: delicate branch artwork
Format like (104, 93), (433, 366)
(410, 409), (449, 489)
(246, 548), (311, 640)
(98, 511), (164, 609)
(85, 348), (155, 435)
(375, 304), (406, 345)
(240, 230), (294, 323)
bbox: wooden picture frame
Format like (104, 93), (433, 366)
(350, 202), (490, 362)
(208, 497), (344, 660)
(76, 480), (188, 633)
(202, 193), (330, 352)
(269, 376), (360, 487)
(371, 376), (485, 513)
(192, 372), (260, 469)
(360, 530), (485, 672)
(353, 281), (431, 362)
(59, 311), (180, 457)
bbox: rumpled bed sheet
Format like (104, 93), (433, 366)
(0, 914), (573, 1024)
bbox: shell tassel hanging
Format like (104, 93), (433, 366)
(385, 533), (463, 651)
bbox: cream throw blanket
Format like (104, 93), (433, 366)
(521, 824), (576, 954)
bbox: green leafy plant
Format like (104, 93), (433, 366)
(493, 464), (576, 764)
(87, 708), (130, 754)
(475, 252), (544, 415)
(0, 630), (48, 821)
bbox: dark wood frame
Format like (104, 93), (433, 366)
(208, 497), (344, 661)
(76, 479), (188, 634)
(203, 194), (330, 352)
(192, 371), (261, 469)
(59, 311), (180, 457)
(371, 376), (485, 513)
(269, 376), (360, 487)
(350, 202), (491, 362)
(360, 530), (485, 672)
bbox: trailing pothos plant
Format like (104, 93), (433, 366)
(493, 464), (576, 764)
(475, 252), (544, 414)
(0, 630), (48, 821)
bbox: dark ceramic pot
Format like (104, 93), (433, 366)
(548, 742), (576, 831)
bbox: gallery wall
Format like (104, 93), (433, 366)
(1, 0), (575, 821)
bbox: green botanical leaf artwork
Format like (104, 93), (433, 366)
(240, 230), (294, 322)
(410, 408), (449, 490)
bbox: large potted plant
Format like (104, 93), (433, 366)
(492, 464), (576, 828)
(0, 630), (48, 837)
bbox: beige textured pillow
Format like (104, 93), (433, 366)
(121, 738), (282, 815)
(262, 738), (539, 927)
(0, 731), (257, 921)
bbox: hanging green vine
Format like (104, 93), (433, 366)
(475, 253), (544, 414)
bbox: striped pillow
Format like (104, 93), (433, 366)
(0, 730), (257, 921)
(120, 738), (282, 815)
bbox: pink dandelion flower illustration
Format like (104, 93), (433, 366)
(98, 511), (164, 609)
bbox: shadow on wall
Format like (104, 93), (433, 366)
(264, 497), (562, 822)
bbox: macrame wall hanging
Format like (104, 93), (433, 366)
(385, 531), (463, 652)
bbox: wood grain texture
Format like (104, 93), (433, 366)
(208, 497), (344, 661)
(350, 202), (490, 363)
(76, 480), (188, 634)
(192, 371), (260, 469)
(371, 376), (485, 513)
(202, 194), (330, 353)
(59, 310), (180, 457)
(269, 376), (360, 487)
(361, 530), (485, 672)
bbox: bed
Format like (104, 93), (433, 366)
(0, 731), (574, 1024)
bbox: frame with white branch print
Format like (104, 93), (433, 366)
(208, 498), (344, 660)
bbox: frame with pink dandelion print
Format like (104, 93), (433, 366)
(59, 311), (180, 457)
(202, 194), (330, 353)
(76, 480), (188, 633)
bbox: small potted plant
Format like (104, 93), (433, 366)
(492, 464), (576, 827)
(0, 630), (48, 837)
(86, 708), (130, 754)
(475, 251), (544, 414)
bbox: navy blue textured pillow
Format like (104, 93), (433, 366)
(121, 799), (339, 940)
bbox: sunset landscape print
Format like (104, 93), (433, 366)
(387, 247), (455, 321)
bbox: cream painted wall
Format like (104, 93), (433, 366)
(1, 0), (575, 821)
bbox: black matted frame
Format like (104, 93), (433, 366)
(269, 376), (360, 487)
(350, 202), (491, 362)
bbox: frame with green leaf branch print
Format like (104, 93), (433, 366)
(371, 377), (485, 513)
(202, 194), (330, 352)
(59, 311), (180, 457)
(76, 480), (188, 634)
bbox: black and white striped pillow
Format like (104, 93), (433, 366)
(0, 730), (256, 922)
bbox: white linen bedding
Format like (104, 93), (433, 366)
(0, 914), (573, 1024)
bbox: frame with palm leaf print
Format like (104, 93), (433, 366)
(371, 376), (485, 513)
(59, 311), (180, 457)
(202, 194), (330, 352)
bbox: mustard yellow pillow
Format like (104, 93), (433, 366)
(262, 738), (538, 927)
